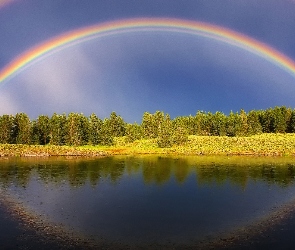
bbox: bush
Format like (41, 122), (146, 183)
(172, 127), (188, 145)
(125, 123), (142, 143)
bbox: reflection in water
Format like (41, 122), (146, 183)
(1, 156), (295, 246)
(1, 156), (295, 188)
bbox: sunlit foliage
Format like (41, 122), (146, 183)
(125, 122), (142, 143)
(0, 114), (14, 144)
(0, 106), (295, 148)
(50, 113), (67, 145)
(12, 113), (31, 144)
(88, 113), (103, 145)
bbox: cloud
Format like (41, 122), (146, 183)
(1, 45), (105, 117)
(0, 88), (19, 115)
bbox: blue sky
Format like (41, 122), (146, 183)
(1, 0), (295, 122)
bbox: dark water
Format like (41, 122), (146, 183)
(1, 156), (295, 248)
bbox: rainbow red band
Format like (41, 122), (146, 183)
(1, 18), (295, 83)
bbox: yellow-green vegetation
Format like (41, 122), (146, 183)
(1, 133), (295, 157)
(106, 133), (295, 156)
(180, 133), (295, 156)
(0, 144), (107, 157)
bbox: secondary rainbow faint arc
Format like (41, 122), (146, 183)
(1, 17), (295, 83)
(0, 0), (15, 8)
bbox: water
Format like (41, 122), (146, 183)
(1, 155), (295, 248)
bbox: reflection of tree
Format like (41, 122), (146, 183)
(196, 164), (249, 189)
(86, 160), (103, 187)
(68, 161), (88, 187)
(125, 156), (141, 176)
(173, 158), (190, 184)
(36, 162), (68, 185)
(196, 163), (295, 188)
(0, 157), (295, 189)
(142, 157), (172, 185)
(0, 160), (33, 188)
(101, 157), (125, 183)
(257, 164), (295, 187)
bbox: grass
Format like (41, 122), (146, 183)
(0, 133), (295, 157)
(0, 144), (107, 157)
(108, 133), (295, 156)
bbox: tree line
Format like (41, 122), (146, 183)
(0, 106), (295, 147)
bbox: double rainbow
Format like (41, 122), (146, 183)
(1, 18), (295, 83)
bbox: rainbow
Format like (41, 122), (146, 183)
(0, 0), (15, 8)
(1, 18), (295, 83)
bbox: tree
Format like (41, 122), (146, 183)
(79, 114), (90, 145)
(238, 109), (248, 136)
(125, 123), (142, 143)
(89, 113), (103, 145)
(212, 111), (227, 136)
(12, 113), (31, 144)
(226, 111), (241, 137)
(272, 106), (288, 133)
(141, 111), (165, 139)
(65, 113), (89, 146)
(260, 106), (290, 133)
(106, 112), (126, 137)
(172, 115), (195, 135)
(247, 110), (262, 135)
(141, 112), (156, 139)
(157, 114), (173, 148)
(194, 111), (203, 135)
(35, 115), (51, 145)
(30, 120), (40, 145)
(0, 115), (14, 144)
(50, 113), (67, 145)
(287, 109), (295, 133)
(172, 115), (197, 135)
(172, 126), (188, 145)
(100, 118), (114, 145)
(275, 106), (291, 133)
(257, 109), (267, 133)
(172, 116), (187, 133)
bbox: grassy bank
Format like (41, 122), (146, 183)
(0, 133), (295, 157)
(0, 144), (107, 157)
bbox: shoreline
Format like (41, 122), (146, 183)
(1, 134), (295, 157)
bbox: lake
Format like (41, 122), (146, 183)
(1, 155), (295, 249)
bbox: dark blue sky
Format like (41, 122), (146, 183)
(1, 0), (295, 122)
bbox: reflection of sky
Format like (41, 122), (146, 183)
(4, 158), (295, 245)
(1, 0), (295, 121)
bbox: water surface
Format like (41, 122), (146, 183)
(1, 156), (295, 247)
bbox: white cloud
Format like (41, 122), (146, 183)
(6, 45), (107, 117)
(0, 89), (19, 115)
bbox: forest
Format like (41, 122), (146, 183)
(0, 106), (295, 148)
